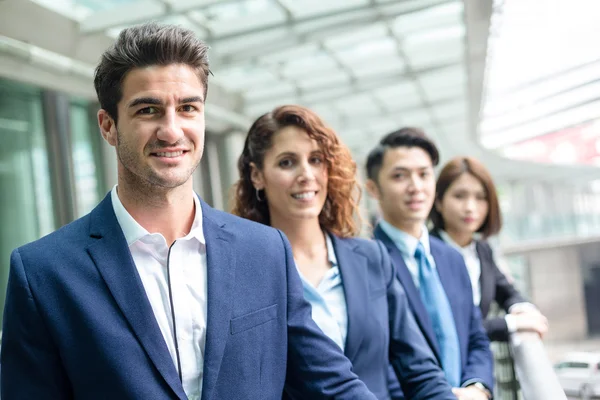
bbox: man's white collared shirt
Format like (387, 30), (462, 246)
(378, 221), (436, 289)
(111, 186), (207, 400)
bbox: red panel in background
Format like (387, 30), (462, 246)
(501, 120), (600, 165)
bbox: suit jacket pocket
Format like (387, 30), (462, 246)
(230, 304), (278, 335)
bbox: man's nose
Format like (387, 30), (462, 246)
(409, 175), (424, 191)
(156, 109), (184, 143)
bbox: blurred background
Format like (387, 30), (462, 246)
(1, 0), (599, 397)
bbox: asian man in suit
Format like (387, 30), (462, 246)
(365, 128), (495, 400)
(1, 23), (377, 400)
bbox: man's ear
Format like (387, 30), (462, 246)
(98, 109), (117, 147)
(249, 162), (264, 190)
(365, 179), (381, 200)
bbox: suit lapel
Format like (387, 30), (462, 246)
(476, 241), (494, 318)
(199, 202), (235, 400)
(87, 195), (186, 400)
(331, 235), (368, 363)
(373, 226), (441, 361)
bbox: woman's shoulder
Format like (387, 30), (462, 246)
(330, 234), (385, 258)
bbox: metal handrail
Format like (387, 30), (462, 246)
(509, 332), (567, 399)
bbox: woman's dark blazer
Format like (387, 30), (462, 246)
(285, 234), (455, 400)
(431, 230), (526, 342)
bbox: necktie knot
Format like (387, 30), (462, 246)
(414, 242), (426, 259)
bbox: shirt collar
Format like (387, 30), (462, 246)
(325, 232), (338, 267)
(439, 230), (476, 255)
(110, 185), (205, 246)
(379, 219), (430, 258)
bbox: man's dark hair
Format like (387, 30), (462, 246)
(94, 22), (210, 123)
(365, 127), (439, 183)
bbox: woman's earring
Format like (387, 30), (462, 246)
(255, 188), (264, 202)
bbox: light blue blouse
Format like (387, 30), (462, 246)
(296, 233), (348, 351)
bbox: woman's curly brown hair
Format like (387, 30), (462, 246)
(231, 105), (362, 238)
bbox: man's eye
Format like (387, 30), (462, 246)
(138, 107), (158, 115)
(180, 105), (197, 112)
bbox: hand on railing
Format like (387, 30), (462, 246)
(509, 307), (549, 338)
(452, 386), (489, 400)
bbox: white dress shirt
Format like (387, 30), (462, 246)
(111, 186), (207, 400)
(378, 220), (437, 289)
(439, 231), (482, 306)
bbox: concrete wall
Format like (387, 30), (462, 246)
(526, 246), (588, 341)
(502, 237), (600, 342)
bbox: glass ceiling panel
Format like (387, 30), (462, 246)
(396, 109), (434, 127)
(258, 43), (323, 66)
(484, 0), (600, 96)
(483, 59), (600, 118)
(335, 94), (382, 115)
(418, 64), (466, 91)
(286, 0), (370, 19)
(280, 54), (339, 78)
(203, 0), (274, 20)
(32, 0), (130, 20)
(372, 81), (422, 107)
(350, 57), (405, 79)
(243, 82), (298, 102)
(245, 96), (299, 117)
(403, 24), (465, 49)
(404, 43), (463, 70)
(422, 84), (465, 103)
(432, 100), (467, 120)
(291, 8), (371, 36)
(391, 1), (463, 37)
(334, 37), (397, 64)
(210, 27), (292, 58)
(302, 86), (354, 104)
(481, 0), (600, 155)
(297, 72), (351, 91)
(205, 12), (287, 36)
(481, 100), (600, 150)
(481, 81), (600, 135)
(214, 65), (280, 91)
(324, 23), (389, 50)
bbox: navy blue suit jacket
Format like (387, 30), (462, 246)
(373, 225), (494, 392)
(1, 194), (377, 400)
(285, 235), (455, 400)
(431, 230), (527, 342)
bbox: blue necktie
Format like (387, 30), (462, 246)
(415, 242), (461, 387)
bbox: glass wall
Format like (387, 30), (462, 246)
(499, 180), (600, 245)
(0, 78), (55, 322)
(70, 98), (104, 217)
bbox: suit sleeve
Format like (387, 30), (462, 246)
(280, 231), (376, 399)
(381, 242), (456, 400)
(484, 243), (526, 311)
(2, 249), (72, 399)
(482, 242), (527, 342)
(459, 251), (495, 390)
